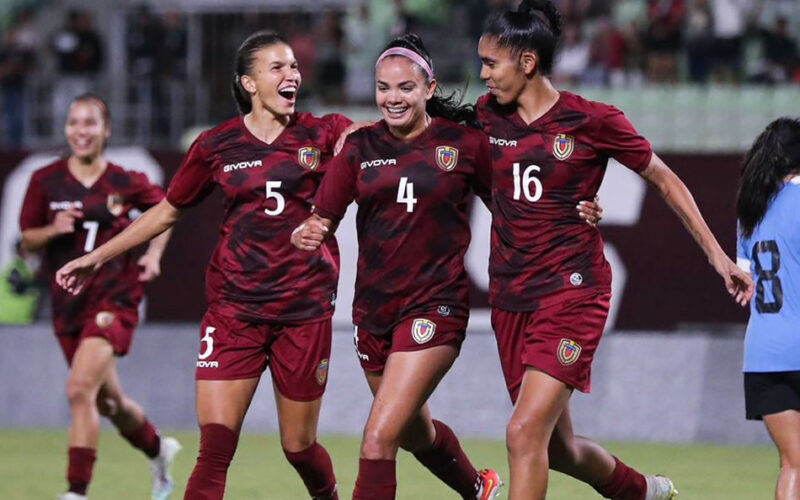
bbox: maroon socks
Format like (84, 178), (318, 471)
(67, 446), (97, 495)
(120, 419), (161, 459)
(594, 456), (647, 500)
(352, 458), (397, 500)
(184, 423), (239, 500)
(413, 420), (480, 499)
(283, 441), (338, 499)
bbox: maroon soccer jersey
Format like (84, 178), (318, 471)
(476, 91), (653, 311)
(20, 160), (164, 335)
(166, 112), (352, 323)
(313, 118), (492, 335)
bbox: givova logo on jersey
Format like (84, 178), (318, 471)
(298, 146), (321, 170)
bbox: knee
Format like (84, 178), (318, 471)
(506, 416), (547, 458)
(779, 450), (800, 472)
(361, 423), (400, 459)
(66, 376), (98, 407)
(280, 432), (316, 454)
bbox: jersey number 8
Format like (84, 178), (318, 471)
(752, 240), (782, 314)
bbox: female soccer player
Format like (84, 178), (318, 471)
(20, 94), (180, 500)
(737, 117), (800, 500)
(57, 31), (354, 499)
(291, 33), (509, 500)
(475, 1), (754, 499)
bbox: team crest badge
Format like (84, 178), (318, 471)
(435, 146), (459, 171)
(298, 146), (321, 170)
(411, 318), (437, 344)
(107, 193), (124, 216)
(316, 358), (329, 385)
(557, 338), (582, 366)
(95, 311), (115, 329)
(553, 134), (574, 161)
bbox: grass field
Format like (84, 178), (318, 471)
(0, 429), (777, 499)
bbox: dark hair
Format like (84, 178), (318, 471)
(379, 34), (479, 128)
(737, 117), (800, 238)
(69, 93), (111, 125)
(482, 0), (563, 75)
(232, 30), (290, 114)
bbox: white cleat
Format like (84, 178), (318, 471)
(645, 475), (679, 500)
(56, 493), (87, 500)
(150, 436), (182, 500)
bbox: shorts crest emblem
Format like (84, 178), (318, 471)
(411, 318), (437, 344)
(553, 134), (574, 161)
(95, 311), (115, 329)
(316, 358), (329, 385)
(107, 193), (124, 216)
(298, 146), (321, 170)
(557, 338), (581, 366)
(435, 146), (459, 171)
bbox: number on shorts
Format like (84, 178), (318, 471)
(199, 326), (216, 360)
(82, 220), (99, 252)
(752, 240), (782, 314)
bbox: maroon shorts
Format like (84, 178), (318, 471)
(491, 290), (611, 401)
(57, 307), (139, 365)
(196, 309), (332, 402)
(354, 313), (467, 372)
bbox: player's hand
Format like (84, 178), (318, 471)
(51, 208), (83, 235)
(291, 215), (329, 251)
(714, 256), (754, 307)
(334, 121), (373, 156)
(576, 196), (603, 227)
(137, 252), (162, 282)
(56, 252), (103, 295)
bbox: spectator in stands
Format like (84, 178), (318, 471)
(126, 5), (166, 137)
(553, 22), (590, 85)
(0, 238), (40, 325)
(685, 0), (715, 83)
(159, 10), (188, 79)
(49, 9), (103, 136)
(751, 15), (800, 84)
(0, 7), (37, 149)
(644, 0), (686, 83)
(315, 11), (346, 105)
(710, 0), (750, 83)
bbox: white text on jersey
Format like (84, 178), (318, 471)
(360, 158), (397, 170)
(49, 201), (84, 210)
(489, 136), (518, 147)
(223, 160), (263, 173)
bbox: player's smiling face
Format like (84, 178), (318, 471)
(375, 56), (436, 138)
(478, 35), (529, 106)
(65, 100), (110, 161)
(242, 43), (301, 117)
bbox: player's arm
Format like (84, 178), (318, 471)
(291, 214), (338, 251)
(21, 207), (84, 252)
(639, 154), (753, 306)
(56, 199), (183, 294)
(137, 227), (174, 282)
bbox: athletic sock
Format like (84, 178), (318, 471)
(184, 423), (239, 500)
(67, 446), (97, 495)
(413, 420), (480, 499)
(283, 441), (338, 499)
(593, 456), (647, 500)
(352, 458), (396, 500)
(120, 418), (161, 459)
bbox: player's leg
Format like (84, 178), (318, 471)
(270, 319), (338, 500)
(63, 336), (115, 497)
(183, 378), (259, 500)
(363, 370), (492, 500)
(764, 410), (800, 500)
(98, 362), (181, 500)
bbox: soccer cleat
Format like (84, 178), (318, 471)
(645, 474), (679, 500)
(150, 436), (182, 500)
(476, 468), (504, 500)
(56, 493), (87, 500)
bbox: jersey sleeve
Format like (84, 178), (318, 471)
(313, 141), (358, 221)
(471, 132), (493, 207)
(736, 223), (752, 272)
(166, 133), (216, 208)
(19, 173), (48, 231)
(129, 171), (165, 211)
(322, 113), (355, 140)
(594, 105), (653, 172)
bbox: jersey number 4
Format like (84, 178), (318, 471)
(397, 176), (418, 213)
(752, 240), (782, 314)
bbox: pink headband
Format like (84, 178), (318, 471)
(375, 47), (434, 80)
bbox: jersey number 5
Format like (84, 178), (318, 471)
(512, 163), (543, 202)
(752, 240), (782, 314)
(199, 326), (215, 360)
(265, 181), (285, 215)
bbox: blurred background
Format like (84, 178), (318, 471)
(1, 0), (799, 448)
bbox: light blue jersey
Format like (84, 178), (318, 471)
(738, 177), (800, 372)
